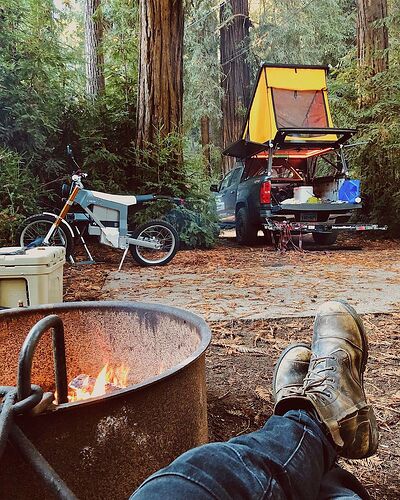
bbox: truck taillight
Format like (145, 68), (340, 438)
(260, 181), (271, 204)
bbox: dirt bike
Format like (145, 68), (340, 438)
(18, 147), (180, 269)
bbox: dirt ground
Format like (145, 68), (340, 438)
(102, 233), (400, 320)
(64, 235), (400, 499)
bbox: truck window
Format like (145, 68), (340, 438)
(243, 158), (305, 181)
(309, 152), (341, 180)
(229, 167), (243, 186)
(220, 167), (243, 190)
(219, 170), (235, 191)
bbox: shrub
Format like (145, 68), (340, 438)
(165, 201), (220, 249)
(132, 198), (220, 250)
(0, 148), (42, 245)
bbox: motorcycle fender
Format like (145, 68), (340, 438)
(42, 212), (75, 239)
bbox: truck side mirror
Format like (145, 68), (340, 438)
(210, 184), (219, 193)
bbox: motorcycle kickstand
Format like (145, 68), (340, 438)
(118, 247), (130, 271)
(74, 226), (96, 265)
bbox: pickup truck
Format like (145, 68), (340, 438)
(212, 62), (386, 246)
(211, 155), (376, 246)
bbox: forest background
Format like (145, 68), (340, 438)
(0, 0), (399, 247)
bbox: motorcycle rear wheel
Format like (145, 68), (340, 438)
(130, 220), (179, 266)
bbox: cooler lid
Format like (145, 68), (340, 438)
(0, 246), (66, 267)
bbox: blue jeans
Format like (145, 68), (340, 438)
(131, 410), (368, 499)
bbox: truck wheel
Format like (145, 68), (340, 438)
(312, 232), (338, 246)
(236, 207), (258, 246)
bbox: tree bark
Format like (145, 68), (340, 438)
(200, 115), (211, 176)
(357, 0), (388, 75)
(136, 0), (184, 150)
(220, 0), (251, 174)
(84, 0), (105, 99)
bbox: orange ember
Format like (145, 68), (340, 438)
(67, 363), (129, 402)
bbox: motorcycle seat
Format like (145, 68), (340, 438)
(90, 191), (137, 206)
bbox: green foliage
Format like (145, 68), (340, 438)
(0, 0), (76, 180)
(329, 13), (400, 234)
(66, 98), (135, 194)
(133, 200), (220, 250)
(252, 0), (354, 66)
(103, 0), (139, 113)
(0, 0), (399, 245)
(0, 148), (42, 244)
(60, 0), (139, 194)
(132, 139), (220, 248)
(132, 132), (189, 196)
(165, 203), (220, 249)
(184, 1), (222, 125)
(183, 0), (222, 177)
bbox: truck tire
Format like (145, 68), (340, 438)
(312, 232), (338, 246)
(236, 207), (258, 246)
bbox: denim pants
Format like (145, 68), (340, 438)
(131, 410), (369, 500)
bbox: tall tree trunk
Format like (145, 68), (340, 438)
(220, 0), (251, 174)
(84, 0), (105, 99)
(357, 0), (388, 75)
(200, 115), (211, 176)
(136, 0), (184, 150)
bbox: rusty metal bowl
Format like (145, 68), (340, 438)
(0, 301), (211, 499)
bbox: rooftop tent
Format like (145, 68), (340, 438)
(223, 63), (356, 158)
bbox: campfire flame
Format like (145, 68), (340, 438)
(67, 363), (129, 402)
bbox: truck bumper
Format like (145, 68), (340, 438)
(262, 220), (388, 233)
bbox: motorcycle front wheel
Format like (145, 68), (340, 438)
(129, 220), (179, 266)
(17, 214), (74, 257)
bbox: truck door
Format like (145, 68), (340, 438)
(215, 169), (235, 221)
(224, 166), (243, 222)
(215, 166), (243, 222)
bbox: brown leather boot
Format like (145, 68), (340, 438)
(303, 300), (379, 459)
(273, 343), (311, 416)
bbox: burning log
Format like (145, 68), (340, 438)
(68, 363), (129, 402)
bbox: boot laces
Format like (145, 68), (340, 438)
(282, 382), (304, 397)
(303, 355), (336, 398)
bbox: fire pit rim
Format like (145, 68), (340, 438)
(0, 300), (211, 413)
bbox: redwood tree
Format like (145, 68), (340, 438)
(136, 0), (184, 150)
(84, 0), (105, 98)
(220, 0), (251, 173)
(357, 0), (388, 75)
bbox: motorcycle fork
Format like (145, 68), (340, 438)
(43, 185), (80, 245)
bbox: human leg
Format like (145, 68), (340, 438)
(132, 344), (334, 500)
(131, 409), (336, 500)
(131, 301), (378, 499)
(319, 466), (370, 500)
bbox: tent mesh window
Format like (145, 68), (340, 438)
(272, 89), (328, 129)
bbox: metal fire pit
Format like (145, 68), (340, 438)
(0, 301), (211, 499)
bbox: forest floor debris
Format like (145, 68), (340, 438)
(101, 233), (400, 320)
(64, 234), (400, 498)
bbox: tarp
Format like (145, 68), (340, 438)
(224, 63), (355, 158)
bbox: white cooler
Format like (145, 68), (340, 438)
(0, 246), (65, 308)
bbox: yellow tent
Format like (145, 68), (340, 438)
(224, 63), (356, 159)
